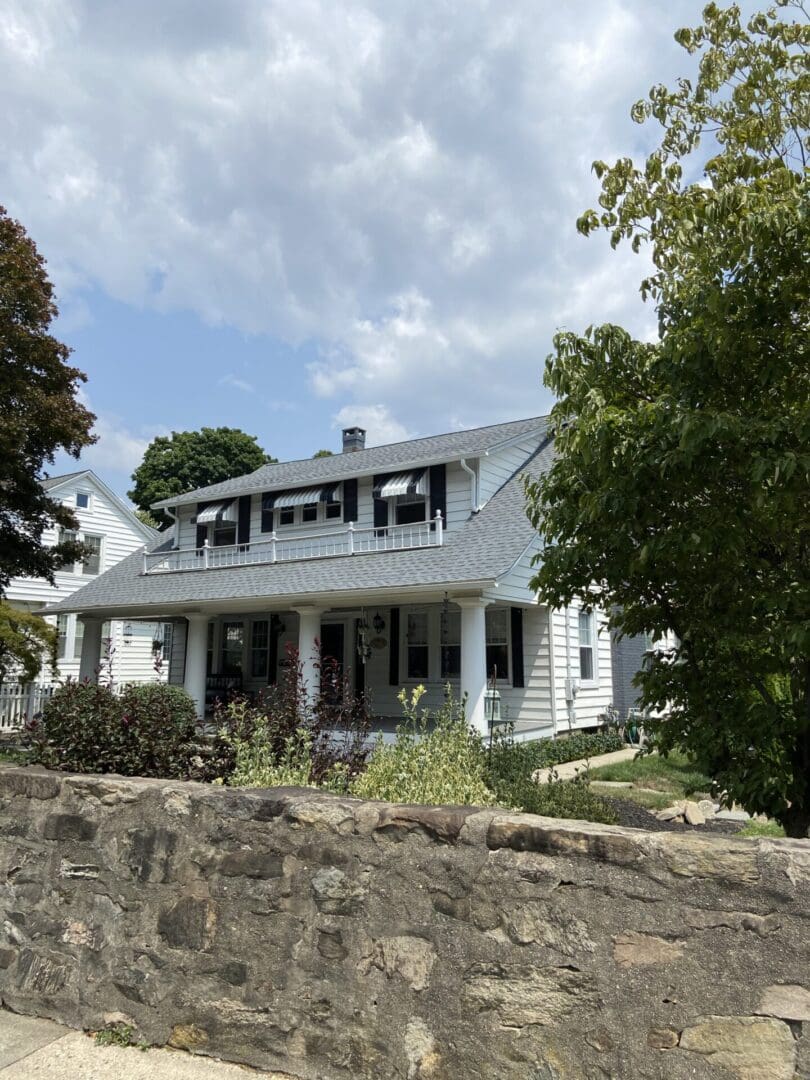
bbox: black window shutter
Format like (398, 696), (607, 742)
(343, 478), (358, 523)
(429, 463), (447, 523)
(388, 607), (399, 685)
(237, 495), (251, 546)
(373, 475), (388, 529)
(260, 492), (274, 533)
(510, 607), (525, 688)
(195, 503), (209, 548)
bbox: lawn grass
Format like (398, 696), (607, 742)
(738, 820), (785, 839)
(587, 750), (712, 798)
(588, 782), (673, 811)
(0, 748), (25, 765)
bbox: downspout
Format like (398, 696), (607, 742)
(163, 507), (179, 548)
(460, 458), (479, 513)
(547, 605), (558, 738)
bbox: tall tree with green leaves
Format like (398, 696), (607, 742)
(526, 2), (810, 834)
(129, 428), (275, 527)
(0, 206), (95, 594)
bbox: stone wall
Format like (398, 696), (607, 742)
(1, 766), (809, 1080)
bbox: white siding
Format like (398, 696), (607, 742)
(6, 475), (160, 686)
(478, 439), (538, 507)
(486, 537), (543, 605)
(550, 604), (614, 732)
(498, 605), (554, 737)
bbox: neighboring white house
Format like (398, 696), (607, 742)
(44, 418), (616, 737)
(6, 470), (169, 687)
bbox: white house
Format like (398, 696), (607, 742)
(44, 419), (616, 736)
(6, 470), (170, 687)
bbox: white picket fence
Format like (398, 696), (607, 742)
(0, 683), (54, 731)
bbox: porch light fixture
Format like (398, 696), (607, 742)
(372, 612), (385, 634)
(357, 610), (372, 664)
(123, 623), (133, 641)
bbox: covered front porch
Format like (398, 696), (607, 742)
(76, 591), (533, 735)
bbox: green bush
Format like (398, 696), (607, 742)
(28, 680), (199, 778)
(351, 686), (496, 807)
(498, 772), (619, 825)
(484, 730), (620, 825)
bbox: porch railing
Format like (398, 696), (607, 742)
(0, 683), (54, 730)
(143, 512), (444, 575)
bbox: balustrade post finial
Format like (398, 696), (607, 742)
(348, 520), (355, 555)
(270, 531), (277, 563)
(435, 509), (444, 546)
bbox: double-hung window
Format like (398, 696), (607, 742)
(250, 620), (270, 678)
(72, 616), (84, 660)
(406, 611), (429, 679)
(81, 534), (102, 575)
(56, 615), (69, 660)
(395, 494), (427, 526)
(485, 608), (509, 681)
(578, 609), (597, 683)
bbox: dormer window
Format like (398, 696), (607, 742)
(268, 484), (342, 528)
(395, 493), (427, 525)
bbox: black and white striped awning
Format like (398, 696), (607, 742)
(373, 469), (427, 499)
(265, 483), (341, 510)
(196, 500), (237, 524)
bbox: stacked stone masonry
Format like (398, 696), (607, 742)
(0, 765), (809, 1079)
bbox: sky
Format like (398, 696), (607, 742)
(1, 0), (714, 496)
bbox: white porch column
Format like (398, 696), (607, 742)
(183, 613), (209, 718)
(78, 617), (103, 682)
(457, 597), (490, 735)
(293, 606), (323, 700)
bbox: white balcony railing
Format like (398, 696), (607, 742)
(142, 512), (444, 574)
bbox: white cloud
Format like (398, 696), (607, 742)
(0, 0), (708, 435)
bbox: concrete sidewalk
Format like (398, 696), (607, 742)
(0, 1011), (297, 1078)
(532, 745), (639, 784)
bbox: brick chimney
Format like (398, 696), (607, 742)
(342, 427), (366, 453)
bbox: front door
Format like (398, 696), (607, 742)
(320, 622), (345, 699)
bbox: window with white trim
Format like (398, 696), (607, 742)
(81, 534), (103, 575)
(394, 493), (427, 526)
(406, 611), (429, 679)
(485, 607), (509, 681)
(56, 615), (69, 660)
(578, 609), (597, 683)
(75, 492), (90, 509)
(72, 616), (84, 660)
(250, 620), (269, 679)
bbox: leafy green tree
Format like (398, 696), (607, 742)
(0, 206), (95, 594)
(134, 508), (161, 530)
(527, 2), (810, 835)
(129, 428), (274, 526)
(0, 602), (57, 689)
(312, 449), (334, 458)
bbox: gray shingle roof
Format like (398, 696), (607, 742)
(41, 470), (89, 491)
(44, 437), (554, 618)
(152, 415), (549, 509)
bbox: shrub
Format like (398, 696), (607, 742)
(485, 728), (624, 793)
(225, 719), (350, 792)
(351, 686), (496, 807)
(28, 680), (199, 778)
(212, 645), (372, 785)
(498, 772), (619, 825)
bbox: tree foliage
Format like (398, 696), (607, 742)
(0, 602), (57, 689)
(527, 2), (810, 834)
(0, 206), (95, 593)
(128, 427), (274, 526)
